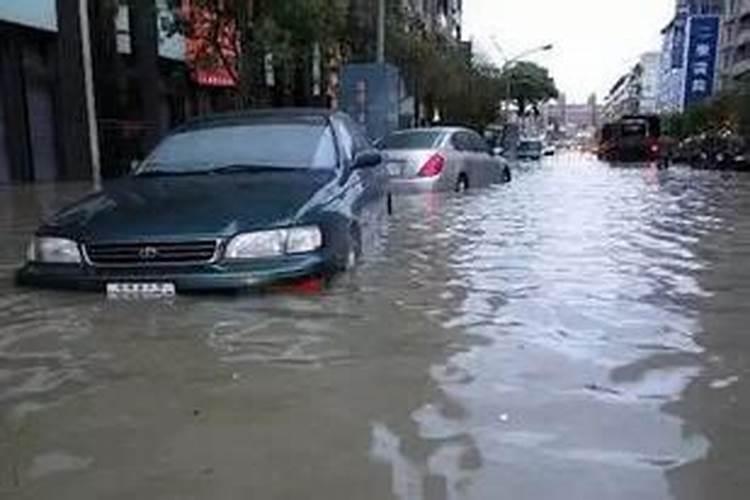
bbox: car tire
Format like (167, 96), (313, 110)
(455, 175), (469, 193)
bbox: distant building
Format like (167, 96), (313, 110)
(719, 0), (750, 87)
(544, 94), (600, 137)
(657, 0), (723, 113)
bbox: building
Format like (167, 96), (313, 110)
(657, 0), (723, 113)
(402, 0), (463, 40)
(544, 94), (600, 138)
(603, 73), (636, 121)
(719, 0), (750, 86)
(0, 0), (247, 185)
(638, 52), (661, 114)
(602, 53), (659, 121)
(0, 1), (61, 184)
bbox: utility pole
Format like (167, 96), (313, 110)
(376, 0), (385, 64)
(79, 0), (101, 187)
(56, 0), (101, 183)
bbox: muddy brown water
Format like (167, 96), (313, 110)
(2, 153), (750, 499)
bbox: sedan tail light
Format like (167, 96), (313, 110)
(418, 154), (445, 177)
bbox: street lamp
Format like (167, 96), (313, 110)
(490, 38), (554, 115)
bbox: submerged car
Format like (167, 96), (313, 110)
(16, 109), (390, 294)
(517, 139), (544, 161)
(378, 127), (511, 193)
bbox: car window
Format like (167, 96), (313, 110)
(139, 124), (338, 173)
(466, 131), (490, 154)
(450, 132), (470, 151)
(342, 116), (373, 153)
(380, 131), (443, 150)
(332, 119), (355, 163)
(519, 141), (543, 152)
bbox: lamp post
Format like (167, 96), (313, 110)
(376, 0), (385, 64)
(490, 38), (554, 117)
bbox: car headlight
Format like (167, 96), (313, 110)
(27, 237), (82, 264)
(225, 226), (322, 260)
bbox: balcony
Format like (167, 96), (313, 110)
(731, 57), (750, 79)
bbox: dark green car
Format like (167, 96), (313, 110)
(16, 109), (390, 294)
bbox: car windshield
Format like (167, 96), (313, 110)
(137, 124), (337, 174)
(621, 121), (648, 138)
(520, 141), (543, 152)
(379, 131), (443, 150)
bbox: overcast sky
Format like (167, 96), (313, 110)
(463, 0), (675, 104)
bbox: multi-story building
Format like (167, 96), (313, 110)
(657, 0), (723, 113)
(602, 53), (659, 121)
(0, 0), (198, 185)
(544, 94), (600, 138)
(719, 0), (750, 86)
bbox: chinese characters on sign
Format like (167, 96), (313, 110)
(683, 15), (719, 107)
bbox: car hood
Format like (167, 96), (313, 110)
(42, 171), (336, 242)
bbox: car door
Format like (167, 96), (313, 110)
(332, 116), (385, 248)
(448, 131), (473, 185)
(465, 130), (500, 186)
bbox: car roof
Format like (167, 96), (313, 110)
(388, 127), (468, 135)
(174, 108), (340, 133)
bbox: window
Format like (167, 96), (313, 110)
(140, 124), (338, 173)
(380, 131), (443, 150)
(465, 131), (490, 153)
(332, 119), (355, 163)
(450, 132), (470, 151)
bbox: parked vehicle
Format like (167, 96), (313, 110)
(517, 139), (544, 161)
(16, 109), (390, 294)
(378, 127), (511, 193)
(597, 115), (664, 163)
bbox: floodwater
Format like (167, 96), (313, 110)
(2, 152), (750, 500)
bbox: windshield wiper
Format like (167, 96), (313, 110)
(134, 170), (206, 177)
(206, 164), (304, 175)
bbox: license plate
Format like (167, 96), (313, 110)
(106, 282), (176, 298)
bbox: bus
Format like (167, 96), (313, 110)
(598, 115), (663, 163)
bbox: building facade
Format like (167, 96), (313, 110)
(602, 53), (659, 121)
(720, 0), (750, 86)
(657, 0), (723, 113)
(0, 0), (247, 185)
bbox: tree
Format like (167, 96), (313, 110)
(497, 61), (559, 117)
(173, 0), (348, 106)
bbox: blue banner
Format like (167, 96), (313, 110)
(683, 15), (720, 107)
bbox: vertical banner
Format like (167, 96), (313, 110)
(683, 15), (720, 107)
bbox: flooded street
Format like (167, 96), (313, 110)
(3, 152), (750, 500)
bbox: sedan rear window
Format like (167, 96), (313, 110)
(139, 124), (337, 173)
(519, 141), (543, 152)
(379, 131), (443, 150)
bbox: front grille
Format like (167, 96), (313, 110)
(85, 241), (219, 266)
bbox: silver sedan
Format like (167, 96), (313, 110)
(379, 127), (512, 194)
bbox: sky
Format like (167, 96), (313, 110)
(463, 0), (676, 104)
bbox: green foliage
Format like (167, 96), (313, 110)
(172, 0), (559, 126)
(496, 61), (559, 116)
(663, 81), (750, 143)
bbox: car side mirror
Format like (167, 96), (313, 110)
(352, 150), (382, 169)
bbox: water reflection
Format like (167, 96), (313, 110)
(1, 157), (750, 499)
